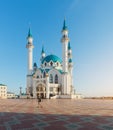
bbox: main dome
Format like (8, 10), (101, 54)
(41, 54), (62, 64)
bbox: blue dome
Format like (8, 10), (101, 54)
(41, 54), (62, 64)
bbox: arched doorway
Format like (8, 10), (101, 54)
(36, 83), (46, 98)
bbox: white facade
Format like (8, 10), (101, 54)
(7, 92), (15, 99)
(26, 20), (77, 99)
(0, 84), (7, 99)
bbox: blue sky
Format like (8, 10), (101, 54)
(0, 0), (113, 96)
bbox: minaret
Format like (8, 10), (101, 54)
(26, 28), (34, 75)
(61, 19), (70, 95)
(40, 46), (46, 61)
(61, 19), (69, 72)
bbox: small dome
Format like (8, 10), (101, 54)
(41, 54), (62, 64)
(34, 62), (37, 66)
(69, 59), (72, 63)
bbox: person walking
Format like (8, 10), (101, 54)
(37, 96), (42, 108)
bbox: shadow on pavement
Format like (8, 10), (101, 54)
(0, 112), (113, 130)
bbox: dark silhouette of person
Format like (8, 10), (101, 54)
(37, 96), (42, 108)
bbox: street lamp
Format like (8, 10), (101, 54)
(19, 87), (22, 96)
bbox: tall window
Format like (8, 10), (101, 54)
(56, 62), (59, 66)
(45, 62), (47, 66)
(50, 61), (53, 66)
(43, 72), (46, 78)
(49, 74), (53, 83)
(55, 74), (58, 84)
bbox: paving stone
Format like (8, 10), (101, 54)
(0, 99), (113, 130)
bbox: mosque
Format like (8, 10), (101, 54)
(26, 20), (81, 99)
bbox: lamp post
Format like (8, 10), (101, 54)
(19, 87), (22, 97)
(25, 88), (27, 95)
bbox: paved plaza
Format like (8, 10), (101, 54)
(0, 99), (113, 130)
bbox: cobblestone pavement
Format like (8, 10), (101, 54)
(0, 99), (113, 130)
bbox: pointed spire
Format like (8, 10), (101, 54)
(28, 28), (32, 38)
(41, 45), (46, 61)
(41, 45), (45, 54)
(68, 42), (71, 50)
(62, 18), (68, 30)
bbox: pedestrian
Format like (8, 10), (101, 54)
(37, 96), (42, 108)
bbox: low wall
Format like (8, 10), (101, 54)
(51, 94), (82, 99)
(71, 94), (82, 99)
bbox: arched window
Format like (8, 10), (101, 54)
(36, 87), (39, 91)
(50, 61), (53, 66)
(45, 62), (47, 66)
(43, 72), (46, 78)
(49, 74), (53, 83)
(55, 74), (58, 84)
(56, 62), (59, 66)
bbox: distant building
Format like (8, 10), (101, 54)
(0, 84), (7, 99)
(7, 92), (15, 99)
(19, 93), (28, 99)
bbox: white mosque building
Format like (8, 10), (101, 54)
(26, 20), (81, 99)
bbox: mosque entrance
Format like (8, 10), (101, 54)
(36, 84), (46, 98)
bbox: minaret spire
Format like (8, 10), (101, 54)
(26, 28), (34, 75)
(41, 45), (44, 54)
(27, 28), (32, 38)
(62, 18), (68, 31)
(41, 45), (46, 61)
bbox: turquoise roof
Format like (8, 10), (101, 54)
(69, 59), (72, 63)
(42, 54), (62, 64)
(62, 19), (68, 30)
(27, 28), (32, 38)
(33, 62), (37, 67)
(21, 93), (26, 95)
(68, 42), (71, 50)
(39, 67), (63, 74)
(58, 69), (63, 74)
(0, 84), (6, 86)
(39, 68), (50, 73)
